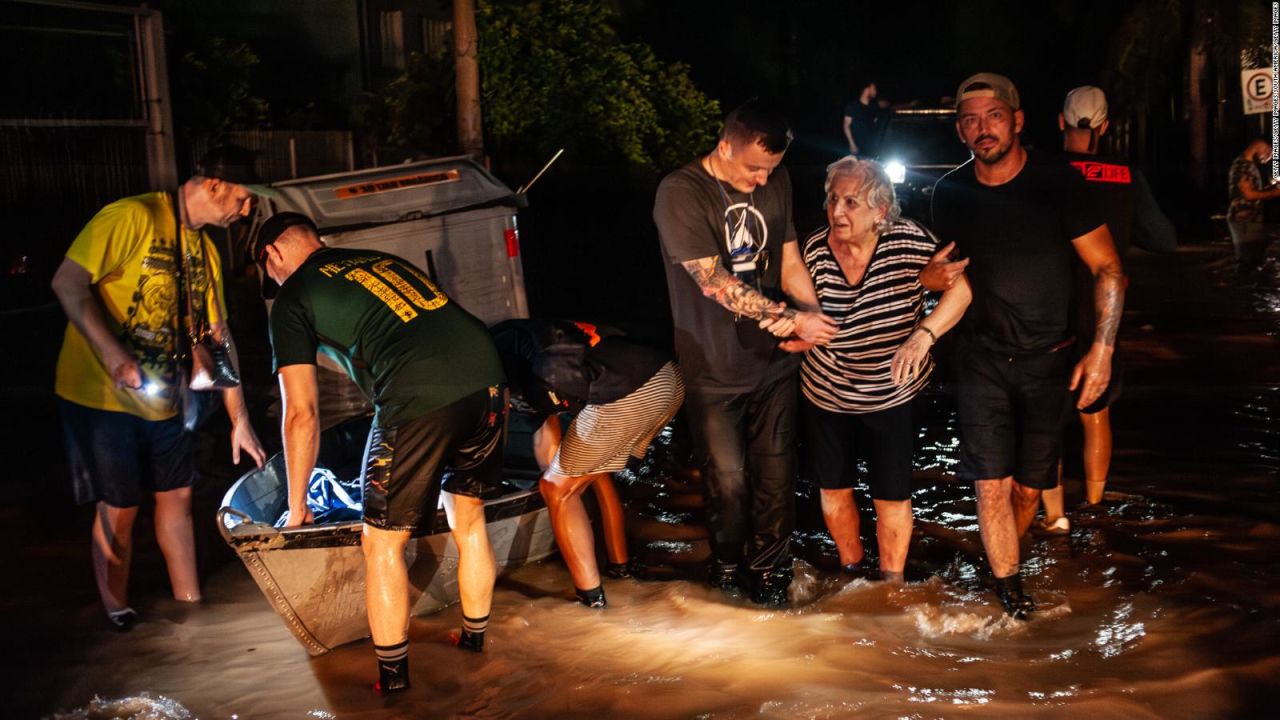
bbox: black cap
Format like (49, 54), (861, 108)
(253, 212), (318, 299)
(194, 145), (276, 197)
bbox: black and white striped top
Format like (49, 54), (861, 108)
(801, 219), (938, 414)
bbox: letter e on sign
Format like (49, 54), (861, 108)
(1242, 69), (1272, 115)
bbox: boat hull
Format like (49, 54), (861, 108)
(218, 453), (554, 655)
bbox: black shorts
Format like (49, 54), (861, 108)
(59, 399), (193, 508)
(955, 346), (1074, 489)
(801, 398), (914, 501)
(362, 386), (506, 532)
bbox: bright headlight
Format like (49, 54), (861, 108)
(885, 160), (907, 184)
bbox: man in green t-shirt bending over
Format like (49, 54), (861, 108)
(255, 212), (506, 693)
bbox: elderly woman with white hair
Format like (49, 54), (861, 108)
(800, 157), (971, 583)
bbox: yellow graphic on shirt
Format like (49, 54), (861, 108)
(319, 255), (381, 278)
(344, 268), (418, 322)
(371, 259), (448, 311)
(55, 192), (225, 421)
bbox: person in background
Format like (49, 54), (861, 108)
(800, 157), (971, 583)
(51, 146), (267, 631)
(491, 319), (684, 608)
(1037, 86), (1177, 533)
(843, 78), (882, 158)
(1226, 138), (1280, 281)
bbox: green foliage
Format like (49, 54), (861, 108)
(174, 37), (269, 143)
(478, 0), (719, 168)
(358, 0), (720, 169)
(353, 50), (457, 160)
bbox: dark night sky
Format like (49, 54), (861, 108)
(614, 0), (1139, 151)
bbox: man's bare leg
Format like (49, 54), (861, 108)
(154, 487), (201, 602)
(819, 488), (865, 567)
(362, 524), (412, 645)
(442, 492), (496, 638)
(541, 472), (603, 598)
(1011, 482), (1042, 538)
(362, 523), (413, 691)
(1039, 463), (1066, 527)
(975, 477), (1019, 577)
(872, 499), (912, 582)
(588, 473), (628, 567)
(1081, 408), (1112, 505)
(92, 501), (137, 616)
(977, 476), (1036, 618)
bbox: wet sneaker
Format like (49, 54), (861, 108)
(604, 561), (633, 580)
(707, 560), (744, 596)
(375, 658), (410, 693)
(993, 573), (1036, 620)
(575, 585), (607, 609)
(1035, 516), (1071, 535)
(451, 629), (485, 653)
(841, 559), (879, 581)
(1074, 501), (1107, 517)
(750, 568), (793, 607)
(107, 607), (137, 632)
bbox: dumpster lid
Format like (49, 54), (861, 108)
(269, 155), (518, 230)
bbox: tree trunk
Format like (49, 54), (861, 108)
(1187, 8), (1209, 192)
(453, 0), (484, 159)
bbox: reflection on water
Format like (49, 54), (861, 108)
(34, 247), (1280, 717)
(48, 694), (194, 720)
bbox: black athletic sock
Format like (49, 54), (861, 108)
(457, 613), (488, 652)
(575, 584), (607, 608)
(374, 640), (410, 692)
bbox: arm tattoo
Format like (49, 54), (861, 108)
(681, 257), (795, 321)
(1092, 261), (1125, 347)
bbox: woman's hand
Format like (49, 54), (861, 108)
(890, 329), (933, 385)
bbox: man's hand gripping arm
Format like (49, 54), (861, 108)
(679, 242), (836, 346)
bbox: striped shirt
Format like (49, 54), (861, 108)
(800, 219), (938, 413)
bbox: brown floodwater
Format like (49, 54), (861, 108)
(10, 242), (1279, 719)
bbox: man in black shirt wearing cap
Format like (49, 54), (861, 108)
(931, 73), (1125, 618)
(1037, 86), (1176, 534)
(255, 212), (506, 693)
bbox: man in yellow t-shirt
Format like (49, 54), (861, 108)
(51, 146), (267, 630)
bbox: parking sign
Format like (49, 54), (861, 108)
(1242, 68), (1272, 115)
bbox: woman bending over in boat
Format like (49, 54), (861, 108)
(491, 319), (684, 607)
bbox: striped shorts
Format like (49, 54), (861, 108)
(549, 361), (685, 477)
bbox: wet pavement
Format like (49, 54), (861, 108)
(5, 235), (1278, 718)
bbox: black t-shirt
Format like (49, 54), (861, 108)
(931, 151), (1104, 355)
(653, 159), (799, 392)
(490, 319), (670, 417)
(1062, 152), (1175, 256)
(269, 247), (504, 428)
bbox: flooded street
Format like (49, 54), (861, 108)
(8, 240), (1279, 718)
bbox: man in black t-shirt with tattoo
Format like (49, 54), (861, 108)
(1037, 86), (1177, 534)
(930, 73), (1125, 619)
(653, 100), (837, 605)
